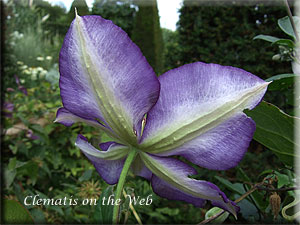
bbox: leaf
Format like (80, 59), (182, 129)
(278, 16), (300, 39)
(156, 207), (179, 216)
(8, 158), (17, 170)
(93, 186), (114, 224)
(253, 34), (280, 43)
(245, 101), (299, 167)
(148, 211), (168, 222)
(4, 169), (16, 189)
(275, 171), (290, 188)
(30, 208), (46, 223)
(214, 176), (244, 195)
(48, 205), (64, 216)
(17, 161), (39, 185)
(3, 199), (34, 224)
(272, 39), (295, 48)
(265, 73), (298, 91)
(205, 207), (229, 223)
(258, 169), (274, 178)
(234, 194), (259, 220)
(78, 169), (93, 182)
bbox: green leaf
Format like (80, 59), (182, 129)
(17, 114), (30, 127)
(78, 169), (93, 182)
(214, 176), (244, 195)
(265, 74), (298, 91)
(234, 194), (259, 220)
(245, 101), (299, 167)
(253, 34), (280, 43)
(30, 208), (46, 223)
(93, 186), (114, 224)
(3, 199), (34, 224)
(275, 171), (290, 188)
(148, 211), (168, 222)
(272, 39), (295, 48)
(156, 207), (179, 216)
(258, 169), (274, 178)
(278, 16), (300, 39)
(205, 207), (229, 223)
(17, 161), (39, 185)
(4, 169), (16, 189)
(8, 157), (17, 170)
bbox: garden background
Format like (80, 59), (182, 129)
(1, 0), (299, 224)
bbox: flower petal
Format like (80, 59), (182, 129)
(60, 15), (160, 143)
(75, 135), (129, 184)
(151, 175), (206, 207)
(55, 107), (121, 141)
(99, 141), (115, 151)
(153, 113), (255, 170)
(55, 107), (101, 127)
(140, 62), (269, 155)
(140, 152), (239, 216)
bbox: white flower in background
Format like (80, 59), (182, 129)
(37, 67), (44, 72)
(31, 73), (37, 81)
(20, 65), (28, 70)
(36, 56), (44, 61)
(46, 56), (52, 61)
(31, 68), (38, 76)
(39, 69), (47, 79)
(20, 79), (25, 84)
(41, 69), (48, 75)
(17, 61), (23, 65)
(23, 69), (30, 75)
(11, 31), (23, 39)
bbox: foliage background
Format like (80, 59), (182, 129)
(1, 0), (298, 224)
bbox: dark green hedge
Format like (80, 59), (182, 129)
(132, 0), (164, 75)
(168, 0), (292, 79)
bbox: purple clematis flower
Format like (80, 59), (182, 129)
(55, 14), (269, 216)
(3, 102), (14, 118)
(14, 75), (28, 96)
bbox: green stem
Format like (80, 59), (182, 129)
(112, 148), (137, 224)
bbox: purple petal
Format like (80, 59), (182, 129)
(140, 62), (269, 167)
(154, 113), (255, 170)
(59, 15), (160, 142)
(3, 102), (14, 118)
(75, 135), (129, 184)
(55, 107), (101, 127)
(99, 141), (115, 151)
(26, 129), (39, 140)
(140, 152), (239, 216)
(18, 85), (28, 96)
(14, 74), (20, 85)
(3, 102), (14, 112)
(151, 175), (206, 207)
(6, 88), (15, 92)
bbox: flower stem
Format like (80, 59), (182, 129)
(112, 148), (137, 224)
